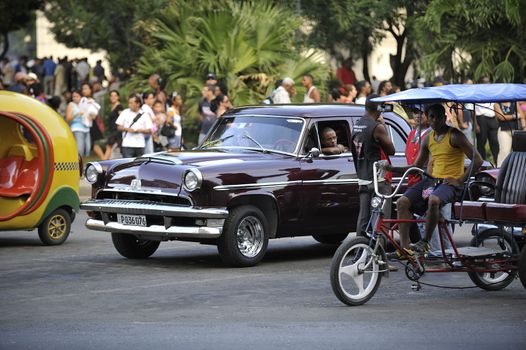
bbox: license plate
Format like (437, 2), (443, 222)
(117, 214), (147, 227)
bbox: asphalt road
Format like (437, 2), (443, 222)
(1, 211), (525, 350)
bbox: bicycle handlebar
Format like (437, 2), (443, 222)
(373, 161), (434, 199)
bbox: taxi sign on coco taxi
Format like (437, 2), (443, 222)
(0, 91), (81, 245)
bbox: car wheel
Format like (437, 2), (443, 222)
(217, 205), (269, 267)
(312, 233), (348, 244)
(38, 208), (71, 245)
(519, 245), (526, 290)
(111, 233), (160, 259)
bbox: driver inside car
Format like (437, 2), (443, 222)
(321, 127), (348, 155)
(384, 103), (483, 259)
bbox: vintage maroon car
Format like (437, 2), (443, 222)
(80, 104), (411, 266)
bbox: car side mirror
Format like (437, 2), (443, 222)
(305, 147), (320, 159)
(378, 103), (393, 112)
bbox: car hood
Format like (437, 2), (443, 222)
(106, 150), (288, 192)
(158, 149), (281, 166)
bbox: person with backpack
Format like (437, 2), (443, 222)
(116, 94), (153, 158)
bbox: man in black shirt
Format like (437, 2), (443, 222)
(198, 84), (217, 144)
(352, 94), (395, 237)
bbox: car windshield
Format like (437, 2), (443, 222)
(201, 115), (304, 153)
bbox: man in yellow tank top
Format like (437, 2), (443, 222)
(385, 104), (483, 257)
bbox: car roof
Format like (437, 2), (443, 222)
(223, 104), (412, 132)
(225, 104), (367, 118)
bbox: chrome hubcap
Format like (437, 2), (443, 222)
(236, 216), (264, 258)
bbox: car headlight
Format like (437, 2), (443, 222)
(85, 162), (102, 184)
(183, 169), (202, 191)
(371, 196), (383, 208)
(475, 174), (495, 197)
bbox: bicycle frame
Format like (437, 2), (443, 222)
(369, 162), (518, 276)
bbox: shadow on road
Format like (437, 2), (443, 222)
(120, 240), (340, 270)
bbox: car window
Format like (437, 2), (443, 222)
(351, 115), (408, 156)
(203, 115), (304, 153)
(311, 120), (352, 156)
(304, 125), (321, 153)
(385, 124), (406, 155)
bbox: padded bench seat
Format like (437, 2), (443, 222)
(454, 201), (487, 221)
(485, 203), (526, 224)
(0, 156), (24, 189)
(0, 156), (38, 198)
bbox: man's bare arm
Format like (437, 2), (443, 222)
(321, 144), (347, 155)
(448, 128), (483, 185)
(374, 123), (395, 156)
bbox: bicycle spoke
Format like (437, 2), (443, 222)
(340, 264), (356, 278)
(355, 273), (365, 295)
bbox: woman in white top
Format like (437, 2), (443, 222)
(141, 91), (156, 154)
(66, 90), (91, 156)
(79, 83), (101, 155)
(301, 73), (320, 103)
(166, 92), (184, 149)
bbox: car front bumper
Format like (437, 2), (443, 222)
(80, 199), (228, 240)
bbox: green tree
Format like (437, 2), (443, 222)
(0, 0), (42, 59)
(130, 1), (329, 144)
(43, 0), (169, 75)
(299, 0), (428, 87)
(415, 0), (526, 82)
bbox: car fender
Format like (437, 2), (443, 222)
(37, 186), (80, 227)
(226, 190), (279, 238)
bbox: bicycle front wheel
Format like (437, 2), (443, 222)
(330, 237), (384, 306)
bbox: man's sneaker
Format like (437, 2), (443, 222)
(386, 248), (414, 261)
(388, 264), (399, 272)
(410, 240), (431, 253)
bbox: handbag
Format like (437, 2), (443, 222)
(160, 123), (176, 137)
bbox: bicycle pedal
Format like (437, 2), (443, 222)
(411, 283), (422, 291)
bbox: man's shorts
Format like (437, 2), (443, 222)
(403, 178), (462, 216)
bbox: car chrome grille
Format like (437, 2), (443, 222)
(98, 190), (192, 207)
(81, 199), (228, 218)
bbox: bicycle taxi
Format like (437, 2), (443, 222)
(0, 91), (81, 245)
(330, 83), (526, 306)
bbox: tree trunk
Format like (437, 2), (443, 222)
(0, 31), (8, 60)
(399, 37), (416, 88)
(362, 48), (370, 82)
(390, 28), (408, 88)
(361, 34), (371, 82)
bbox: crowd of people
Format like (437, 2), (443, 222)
(1, 54), (525, 165)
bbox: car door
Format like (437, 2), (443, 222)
(298, 118), (360, 236)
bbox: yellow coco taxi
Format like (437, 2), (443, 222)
(0, 91), (80, 245)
